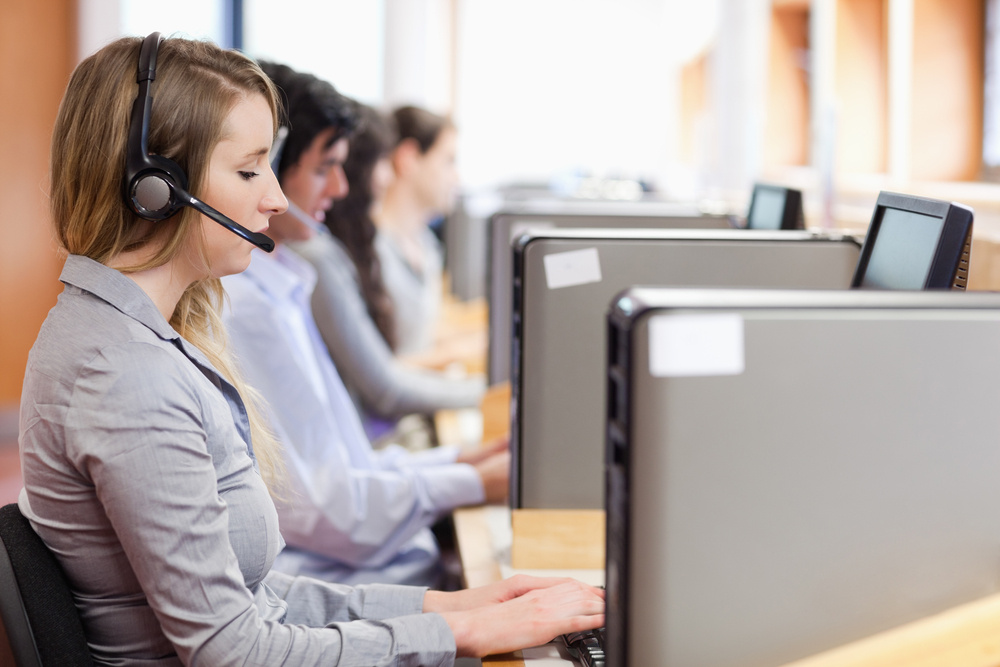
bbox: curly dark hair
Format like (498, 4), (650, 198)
(324, 105), (399, 350)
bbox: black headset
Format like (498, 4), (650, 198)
(123, 32), (275, 253)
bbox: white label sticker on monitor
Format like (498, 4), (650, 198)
(649, 313), (745, 377)
(543, 247), (603, 289)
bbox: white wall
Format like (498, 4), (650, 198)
(77, 0), (227, 60)
(452, 0), (711, 192)
(704, 0), (771, 197)
(383, 0), (453, 112)
(75, 0), (743, 196)
(243, 0), (385, 105)
(77, 0), (121, 60)
(77, 0), (385, 105)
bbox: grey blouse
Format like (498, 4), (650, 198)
(17, 254), (456, 666)
(288, 231), (484, 421)
(374, 228), (443, 356)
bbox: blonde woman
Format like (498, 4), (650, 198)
(18, 34), (603, 666)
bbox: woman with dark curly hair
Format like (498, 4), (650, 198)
(288, 104), (484, 439)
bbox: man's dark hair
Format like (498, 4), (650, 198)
(258, 61), (360, 180)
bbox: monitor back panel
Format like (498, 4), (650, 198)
(605, 289), (1000, 667)
(513, 230), (861, 509)
(488, 209), (732, 384)
(443, 193), (490, 301)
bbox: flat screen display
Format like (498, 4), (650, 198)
(748, 188), (787, 230)
(859, 208), (944, 289)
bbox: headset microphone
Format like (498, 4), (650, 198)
(123, 32), (275, 253)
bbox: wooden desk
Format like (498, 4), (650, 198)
(453, 506), (602, 667)
(435, 382), (511, 448)
(401, 294), (488, 375)
(452, 507), (530, 667)
(454, 505), (1000, 667)
(452, 506), (503, 590)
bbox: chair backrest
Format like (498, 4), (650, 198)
(0, 503), (93, 666)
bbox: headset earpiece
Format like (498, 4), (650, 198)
(127, 153), (188, 221)
(121, 32), (275, 252)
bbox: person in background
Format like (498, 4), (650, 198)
(223, 63), (508, 588)
(288, 103), (485, 441)
(374, 105), (466, 357)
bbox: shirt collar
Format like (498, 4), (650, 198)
(242, 245), (317, 302)
(60, 254), (180, 343)
(61, 255), (259, 458)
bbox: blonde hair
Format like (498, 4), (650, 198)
(50, 35), (286, 494)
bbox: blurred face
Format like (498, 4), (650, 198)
(411, 127), (459, 215)
(196, 93), (287, 277)
(370, 155), (395, 207)
(277, 129), (350, 235)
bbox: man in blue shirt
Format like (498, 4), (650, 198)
(223, 63), (508, 587)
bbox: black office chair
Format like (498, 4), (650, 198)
(0, 503), (93, 666)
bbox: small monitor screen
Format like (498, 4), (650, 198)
(859, 208), (944, 289)
(748, 188), (787, 230)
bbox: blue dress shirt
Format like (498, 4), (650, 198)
(222, 247), (485, 587)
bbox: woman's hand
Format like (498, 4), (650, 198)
(437, 579), (605, 658)
(424, 575), (605, 657)
(424, 574), (589, 613)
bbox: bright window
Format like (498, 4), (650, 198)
(243, 0), (385, 105)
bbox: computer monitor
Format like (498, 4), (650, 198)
(851, 191), (973, 289)
(443, 185), (553, 302)
(605, 287), (1000, 667)
(487, 201), (735, 383)
(510, 228), (861, 509)
(745, 182), (804, 230)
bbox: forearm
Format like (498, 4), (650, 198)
(265, 570), (426, 622)
(318, 287), (485, 417)
(371, 365), (485, 416)
(276, 455), (483, 565)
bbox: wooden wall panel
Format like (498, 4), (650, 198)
(679, 54), (709, 165)
(911, 0), (984, 181)
(0, 1), (75, 407)
(835, 0), (888, 175)
(764, 5), (810, 168)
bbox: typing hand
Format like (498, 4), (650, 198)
(455, 436), (509, 466)
(437, 579), (605, 658)
(472, 449), (510, 504)
(426, 573), (603, 612)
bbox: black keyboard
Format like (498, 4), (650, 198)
(561, 627), (606, 667)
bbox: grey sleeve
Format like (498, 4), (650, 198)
(262, 572), (457, 665)
(299, 239), (485, 419)
(262, 570), (425, 622)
